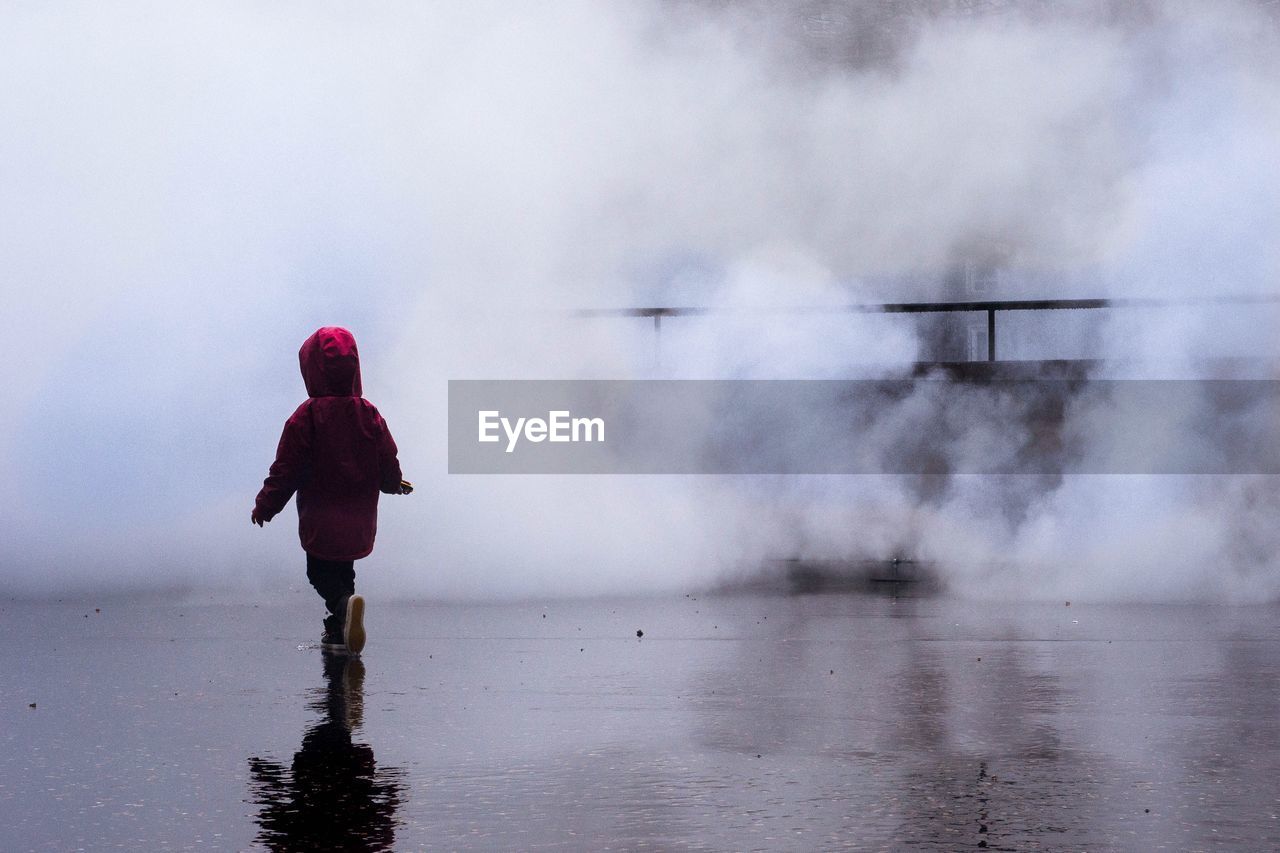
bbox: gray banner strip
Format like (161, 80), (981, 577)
(448, 380), (1280, 474)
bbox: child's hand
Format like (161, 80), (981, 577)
(398, 480), (414, 495)
(251, 508), (267, 526)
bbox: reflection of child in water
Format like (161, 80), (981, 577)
(249, 655), (403, 850)
(252, 327), (411, 653)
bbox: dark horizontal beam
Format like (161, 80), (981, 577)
(571, 306), (711, 318)
(571, 294), (1280, 319)
(859, 298), (1111, 314)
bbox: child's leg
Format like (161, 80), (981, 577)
(305, 554), (356, 638)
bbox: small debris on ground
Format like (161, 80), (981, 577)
(636, 629), (644, 638)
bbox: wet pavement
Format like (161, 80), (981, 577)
(5, 592), (1280, 850)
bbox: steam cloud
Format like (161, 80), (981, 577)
(2, 1), (1278, 601)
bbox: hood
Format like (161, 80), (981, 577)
(299, 326), (363, 398)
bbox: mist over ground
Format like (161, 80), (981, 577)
(2, 1), (1277, 601)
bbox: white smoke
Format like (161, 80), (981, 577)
(1, 1), (1277, 600)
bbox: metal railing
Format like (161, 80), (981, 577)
(574, 295), (1280, 362)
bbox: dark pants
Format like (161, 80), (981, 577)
(306, 554), (355, 637)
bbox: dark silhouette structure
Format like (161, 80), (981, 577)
(249, 655), (404, 851)
(575, 293), (1280, 364)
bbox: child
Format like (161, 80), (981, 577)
(252, 326), (411, 654)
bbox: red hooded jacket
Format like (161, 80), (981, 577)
(254, 327), (403, 561)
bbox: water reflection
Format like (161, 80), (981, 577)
(249, 654), (404, 851)
(687, 596), (1108, 849)
(1165, 630), (1280, 849)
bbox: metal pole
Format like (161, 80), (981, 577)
(987, 309), (996, 362)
